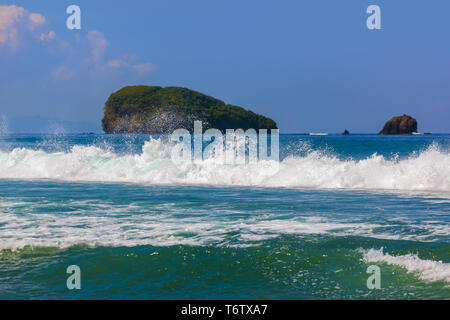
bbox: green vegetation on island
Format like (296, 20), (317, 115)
(102, 86), (277, 134)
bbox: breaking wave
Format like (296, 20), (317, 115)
(0, 138), (449, 192)
(363, 248), (450, 283)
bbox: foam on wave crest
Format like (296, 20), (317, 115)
(0, 138), (449, 192)
(363, 248), (450, 283)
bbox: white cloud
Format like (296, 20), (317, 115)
(133, 63), (156, 75)
(106, 58), (156, 75)
(40, 30), (55, 41)
(0, 4), (156, 81)
(0, 5), (25, 48)
(51, 65), (76, 81)
(0, 5), (50, 48)
(86, 30), (109, 63)
(84, 32), (155, 75)
(107, 59), (128, 68)
(28, 13), (46, 30)
(50, 32), (155, 83)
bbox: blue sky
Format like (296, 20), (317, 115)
(1, 0), (449, 133)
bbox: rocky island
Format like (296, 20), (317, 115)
(379, 114), (418, 135)
(102, 86), (277, 134)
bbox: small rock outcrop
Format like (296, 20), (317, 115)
(342, 129), (350, 135)
(379, 114), (418, 135)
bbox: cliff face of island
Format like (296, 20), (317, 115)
(102, 86), (277, 134)
(379, 114), (418, 134)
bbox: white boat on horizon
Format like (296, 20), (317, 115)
(309, 133), (328, 136)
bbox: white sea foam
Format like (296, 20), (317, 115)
(0, 138), (449, 192)
(0, 204), (379, 250)
(0, 196), (391, 250)
(363, 248), (450, 283)
(0, 195), (445, 251)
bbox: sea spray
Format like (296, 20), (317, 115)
(363, 248), (450, 283)
(0, 115), (8, 136)
(0, 115), (10, 151)
(0, 138), (449, 192)
(36, 122), (70, 152)
(1, 133), (449, 300)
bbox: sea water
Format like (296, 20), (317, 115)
(0, 133), (449, 299)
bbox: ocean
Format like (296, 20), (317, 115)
(0, 133), (449, 299)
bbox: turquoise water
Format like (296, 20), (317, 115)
(0, 134), (449, 299)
